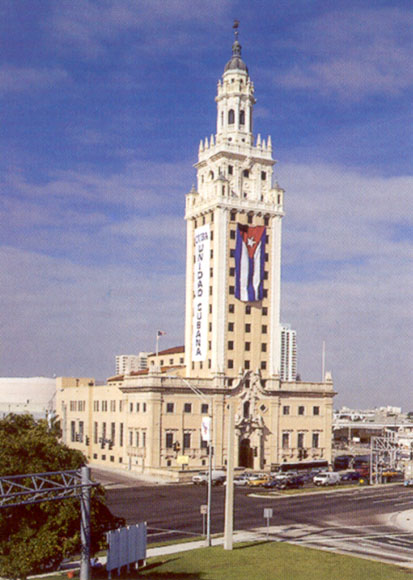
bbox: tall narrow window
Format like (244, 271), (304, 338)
(166, 433), (173, 448)
(183, 432), (191, 449)
(239, 110), (245, 125)
(228, 109), (235, 124)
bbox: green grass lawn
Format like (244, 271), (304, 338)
(57, 541), (413, 580)
(136, 542), (413, 579)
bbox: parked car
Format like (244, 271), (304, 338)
(272, 471), (297, 483)
(224, 474), (250, 486)
(262, 478), (279, 489)
(247, 474), (271, 487)
(276, 475), (304, 490)
(339, 471), (361, 483)
(192, 470), (226, 485)
(313, 472), (341, 486)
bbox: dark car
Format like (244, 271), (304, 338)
(262, 478), (279, 489)
(276, 475), (304, 490)
(340, 471), (361, 483)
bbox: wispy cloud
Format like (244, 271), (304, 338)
(47, 0), (232, 58)
(276, 7), (413, 99)
(0, 246), (185, 377)
(277, 162), (412, 406)
(0, 65), (68, 94)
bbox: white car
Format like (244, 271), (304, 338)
(313, 472), (340, 486)
(224, 474), (249, 486)
(192, 470), (226, 485)
(272, 471), (297, 483)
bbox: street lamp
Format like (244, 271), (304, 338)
(167, 375), (213, 547)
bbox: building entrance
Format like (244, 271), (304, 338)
(239, 438), (254, 468)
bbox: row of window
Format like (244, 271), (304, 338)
(93, 400), (122, 413)
(228, 305), (268, 315)
(165, 432), (207, 450)
(228, 341), (267, 352)
(69, 401), (86, 412)
(283, 405), (320, 416)
(128, 430), (147, 448)
(282, 432), (320, 449)
(93, 421), (125, 448)
(129, 402), (147, 413)
(165, 402), (209, 414)
(193, 212), (271, 230)
(152, 357), (184, 366)
(227, 108), (245, 126)
(230, 211), (270, 226)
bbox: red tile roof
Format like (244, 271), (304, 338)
(148, 345), (185, 357)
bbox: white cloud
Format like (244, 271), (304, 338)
(48, 0), (232, 58)
(277, 162), (412, 408)
(0, 65), (68, 94)
(4, 159), (193, 212)
(276, 7), (413, 99)
(0, 246), (185, 379)
(1, 155), (411, 407)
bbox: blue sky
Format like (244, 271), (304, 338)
(1, 1), (412, 409)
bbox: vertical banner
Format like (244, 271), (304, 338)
(234, 224), (266, 302)
(192, 224), (210, 361)
(201, 416), (212, 442)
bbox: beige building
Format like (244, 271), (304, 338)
(56, 28), (335, 480)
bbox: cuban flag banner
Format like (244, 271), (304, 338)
(235, 224), (266, 302)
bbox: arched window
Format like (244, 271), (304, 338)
(239, 110), (245, 125)
(243, 401), (250, 419)
(228, 109), (235, 124)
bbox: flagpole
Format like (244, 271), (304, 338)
(156, 333), (159, 358)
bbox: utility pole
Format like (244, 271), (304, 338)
(80, 466), (91, 580)
(224, 398), (234, 550)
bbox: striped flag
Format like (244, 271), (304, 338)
(234, 224), (266, 302)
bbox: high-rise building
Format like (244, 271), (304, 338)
(184, 28), (284, 385)
(57, 27), (335, 479)
(115, 353), (150, 375)
(280, 324), (297, 382)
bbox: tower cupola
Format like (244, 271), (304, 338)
(215, 21), (256, 145)
(224, 21), (248, 74)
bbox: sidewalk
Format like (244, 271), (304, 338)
(146, 529), (265, 558)
(51, 530), (266, 577)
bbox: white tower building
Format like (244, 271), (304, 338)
(184, 25), (284, 385)
(280, 324), (297, 382)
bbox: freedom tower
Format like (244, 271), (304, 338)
(57, 26), (335, 478)
(185, 24), (284, 388)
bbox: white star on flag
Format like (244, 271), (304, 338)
(247, 236), (256, 247)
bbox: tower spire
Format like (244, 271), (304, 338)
(224, 19), (248, 73)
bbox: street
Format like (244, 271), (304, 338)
(95, 469), (413, 567)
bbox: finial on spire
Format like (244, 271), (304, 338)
(233, 19), (239, 40)
(224, 19), (248, 73)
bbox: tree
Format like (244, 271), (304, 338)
(0, 414), (123, 579)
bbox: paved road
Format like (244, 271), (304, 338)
(95, 469), (413, 567)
